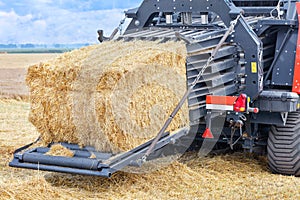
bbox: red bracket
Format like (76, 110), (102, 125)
(293, 2), (300, 94)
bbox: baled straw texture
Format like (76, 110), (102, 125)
(46, 144), (74, 157)
(26, 40), (188, 153)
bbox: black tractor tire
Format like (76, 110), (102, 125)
(267, 111), (300, 176)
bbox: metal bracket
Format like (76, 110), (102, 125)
(281, 112), (289, 125)
(175, 32), (192, 44)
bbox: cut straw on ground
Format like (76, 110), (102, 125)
(0, 100), (299, 200)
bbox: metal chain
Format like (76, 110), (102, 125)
(118, 17), (126, 35)
(141, 13), (242, 162)
(230, 121), (243, 149)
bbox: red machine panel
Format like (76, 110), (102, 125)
(292, 2), (300, 94)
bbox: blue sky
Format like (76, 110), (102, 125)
(0, 0), (141, 44)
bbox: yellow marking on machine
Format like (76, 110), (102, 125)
(251, 62), (257, 73)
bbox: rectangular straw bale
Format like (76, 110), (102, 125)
(26, 40), (188, 153)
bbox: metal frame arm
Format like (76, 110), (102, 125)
(233, 16), (264, 99)
(125, 0), (242, 33)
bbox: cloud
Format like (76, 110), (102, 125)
(0, 9), (127, 44)
(0, 0), (140, 44)
(0, 10), (35, 43)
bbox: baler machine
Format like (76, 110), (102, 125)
(10, 0), (300, 177)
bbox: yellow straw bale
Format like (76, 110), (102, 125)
(26, 40), (188, 153)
